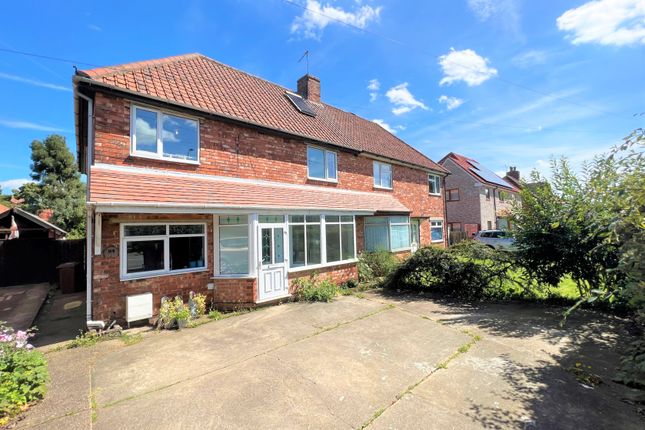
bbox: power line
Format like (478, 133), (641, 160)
(0, 47), (103, 68)
(282, 0), (629, 120)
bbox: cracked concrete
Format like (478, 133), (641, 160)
(15, 292), (644, 429)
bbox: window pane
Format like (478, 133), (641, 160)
(326, 215), (340, 223)
(289, 215), (305, 223)
(219, 215), (248, 225)
(326, 224), (341, 262)
(124, 225), (166, 236)
(170, 224), (204, 235)
(126, 240), (164, 273)
(411, 220), (420, 244)
(307, 147), (325, 178)
(382, 164), (392, 188)
(390, 216), (409, 224)
(326, 152), (337, 179)
(365, 224), (389, 251)
(341, 215), (353, 222)
(274, 227), (284, 263)
(259, 215), (283, 224)
(170, 236), (204, 270)
(306, 224), (321, 265)
(365, 216), (388, 225)
(219, 225), (248, 274)
(390, 224), (410, 249)
(290, 225), (305, 267)
(306, 215), (320, 223)
(162, 114), (198, 161)
(261, 228), (272, 265)
(134, 108), (158, 154)
(341, 224), (355, 260)
(431, 222), (444, 242)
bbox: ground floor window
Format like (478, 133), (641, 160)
(121, 223), (206, 278)
(218, 215), (249, 275)
(289, 215), (356, 268)
(431, 220), (444, 242)
(364, 216), (412, 252)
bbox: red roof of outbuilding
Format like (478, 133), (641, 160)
(89, 166), (410, 214)
(0, 204), (9, 214)
(78, 54), (446, 173)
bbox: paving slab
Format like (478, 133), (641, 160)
(32, 291), (86, 349)
(0, 283), (49, 330)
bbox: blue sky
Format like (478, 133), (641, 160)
(1, 0), (644, 193)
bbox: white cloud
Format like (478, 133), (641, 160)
(557, 0), (645, 46)
(438, 95), (465, 110)
(385, 83), (428, 116)
(291, 0), (382, 39)
(87, 24), (102, 32)
(468, 0), (521, 36)
(0, 72), (70, 92)
(367, 78), (380, 102)
(511, 50), (548, 68)
(438, 48), (498, 86)
(0, 178), (32, 194)
(372, 119), (397, 134)
(0, 119), (67, 132)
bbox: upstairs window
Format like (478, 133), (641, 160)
(307, 146), (337, 181)
(446, 188), (460, 201)
(485, 188), (491, 200)
(131, 106), (199, 163)
(428, 174), (441, 195)
(373, 161), (393, 189)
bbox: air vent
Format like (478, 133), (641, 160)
(285, 91), (317, 117)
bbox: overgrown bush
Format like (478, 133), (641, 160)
(357, 251), (400, 282)
(293, 276), (339, 302)
(385, 242), (517, 299)
(0, 323), (49, 425)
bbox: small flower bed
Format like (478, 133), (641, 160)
(158, 293), (208, 329)
(0, 323), (49, 425)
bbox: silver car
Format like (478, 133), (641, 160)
(473, 230), (516, 251)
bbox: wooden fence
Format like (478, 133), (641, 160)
(0, 239), (85, 288)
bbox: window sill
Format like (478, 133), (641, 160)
(130, 152), (200, 166)
(307, 176), (338, 184)
(428, 193), (441, 197)
(373, 185), (393, 191)
(120, 267), (208, 282)
(288, 258), (358, 273)
(211, 274), (256, 280)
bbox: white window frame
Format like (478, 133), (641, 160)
(373, 161), (393, 190)
(288, 214), (357, 272)
(130, 105), (200, 165)
(364, 216), (411, 252)
(324, 215), (356, 264)
(307, 146), (338, 182)
(215, 215), (250, 277)
(120, 222), (208, 281)
(428, 174), (441, 196)
(430, 219), (444, 243)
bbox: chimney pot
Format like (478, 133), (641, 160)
(506, 166), (520, 181)
(297, 74), (321, 102)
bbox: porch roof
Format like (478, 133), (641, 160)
(89, 165), (410, 214)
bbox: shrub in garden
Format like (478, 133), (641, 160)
(293, 276), (339, 302)
(357, 251), (400, 282)
(0, 323), (49, 425)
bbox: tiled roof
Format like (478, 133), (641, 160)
(89, 165), (410, 213)
(0, 204), (9, 214)
(440, 152), (519, 192)
(78, 54), (446, 173)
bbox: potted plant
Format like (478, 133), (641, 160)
(174, 305), (191, 329)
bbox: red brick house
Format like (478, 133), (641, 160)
(73, 53), (448, 324)
(439, 153), (520, 237)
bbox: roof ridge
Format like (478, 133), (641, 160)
(81, 53), (204, 79)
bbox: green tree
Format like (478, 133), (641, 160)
(14, 135), (86, 238)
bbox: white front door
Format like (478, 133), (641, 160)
(257, 224), (289, 302)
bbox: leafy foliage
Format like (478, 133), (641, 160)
(357, 251), (400, 282)
(0, 323), (49, 424)
(293, 275), (339, 302)
(13, 135), (86, 238)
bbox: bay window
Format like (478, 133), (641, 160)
(364, 216), (411, 252)
(218, 215), (249, 275)
(307, 146), (337, 181)
(373, 161), (393, 189)
(121, 223), (206, 279)
(131, 105), (199, 163)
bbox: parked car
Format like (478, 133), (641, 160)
(473, 230), (516, 251)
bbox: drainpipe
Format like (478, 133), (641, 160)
(492, 187), (498, 229)
(77, 91), (103, 329)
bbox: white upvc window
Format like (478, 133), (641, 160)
(324, 215), (356, 263)
(364, 216), (411, 252)
(307, 146), (337, 181)
(217, 215), (249, 275)
(373, 161), (393, 189)
(288, 214), (356, 270)
(131, 105), (200, 164)
(120, 223), (207, 280)
(431, 220), (444, 243)
(428, 174), (441, 195)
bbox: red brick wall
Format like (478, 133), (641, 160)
(287, 263), (358, 294)
(91, 92), (445, 221)
(211, 278), (256, 309)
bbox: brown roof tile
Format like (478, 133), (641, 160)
(79, 54), (446, 173)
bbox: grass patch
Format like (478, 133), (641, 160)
(67, 330), (144, 349)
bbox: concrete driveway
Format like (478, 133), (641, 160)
(17, 292), (644, 429)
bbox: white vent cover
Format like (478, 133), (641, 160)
(126, 293), (153, 324)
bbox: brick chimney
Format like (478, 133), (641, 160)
(506, 166), (520, 181)
(297, 74), (320, 102)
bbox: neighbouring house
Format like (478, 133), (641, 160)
(73, 53), (449, 324)
(0, 206), (67, 240)
(439, 153), (520, 237)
